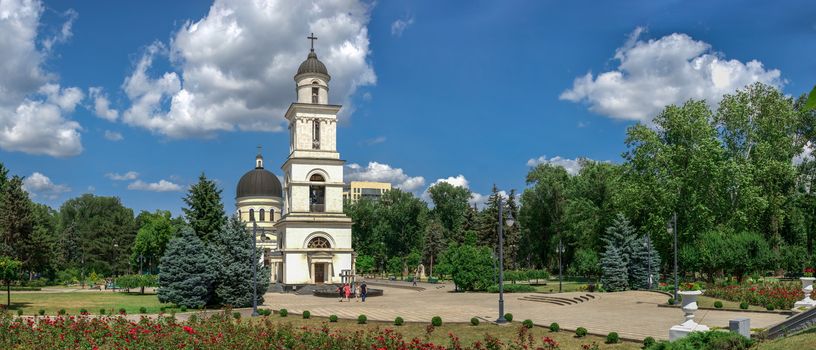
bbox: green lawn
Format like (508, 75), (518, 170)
(254, 314), (641, 349)
(530, 280), (590, 293)
(6, 291), (170, 315)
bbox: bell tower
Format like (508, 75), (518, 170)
(273, 34), (354, 286)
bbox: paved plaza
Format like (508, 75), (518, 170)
(262, 281), (788, 341)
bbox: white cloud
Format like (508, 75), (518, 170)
(794, 142), (813, 165)
(103, 130), (124, 141)
(42, 8), (77, 52)
(0, 0), (84, 157)
(345, 162), (425, 191)
(119, 0), (376, 138)
(560, 27), (783, 122)
(106, 171), (139, 181)
(390, 15), (414, 37)
(424, 174), (501, 208)
(527, 155), (583, 175)
(361, 135), (386, 146)
(22, 172), (71, 200)
(127, 179), (183, 192)
(89, 87), (119, 121)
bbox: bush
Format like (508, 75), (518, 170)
(279, 308), (288, 317)
(17, 309), (23, 316)
(99, 308), (106, 315)
(487, 284), (536, 293)
(668, 298), (675, 305)
(606, 332), (619, 344)
(159, 307), (166, 313)
(180, 305), (187, 312)
(431, 316), (442, 327)
(302, 310), (310, 319)
(643, 336), (656, 348)
(714, 301), (723, 309)
(766, 305), (775, 311)
(549, 322), (560, 332)
(233, 312), (241, 320)
(58, 309), (66, 315)
(188, 315), (198, 323)
(739, 302), (749, 310)
(522, 319), (534, 329)
(119, 308), (126, 315)
(576, 327), (588, 338)
(648, 330), (753, 349)
(470, 317), (480, 326)
(139, 307), (147, 314)
(357, 314), (367, 324)
(394, 316), (404, 326)
(38, 309), (45, 316)
(79, 308), (88, 314)
(329, 314), (338, 322)
(504, 313), (513, 322)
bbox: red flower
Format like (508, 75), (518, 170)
(183, 325), (196, 335)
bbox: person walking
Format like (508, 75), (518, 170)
(337, 284), (344, 302)
(360, 281), (367, 302)
(343, 283), (351, 302)
(353, 282), (360, 302)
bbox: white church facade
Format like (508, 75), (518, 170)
(235, 35), (354, 286)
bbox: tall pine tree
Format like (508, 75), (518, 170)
(183, 173), (226, 243)
(158, 227), (216, 308)
(211, 217), (269, 307)
(0, 177), (34, 272)
(629, 235), (661, 289)
(600, 243), (628, 292)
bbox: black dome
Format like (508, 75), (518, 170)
(295, 51), (329, 78)
(236, 169), (282, 198)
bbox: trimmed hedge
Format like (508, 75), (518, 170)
(714, 301), (723, 309)
(549, 322), (560, 332)
(487, 284), (536, 293)
(470, 317), (480, 326)
(504, 313), (513, 322)
(302, 310), (311, 319)
(606, 332), (619, 344)
(522, 319), (533, 329)
(329, 314), (338, 322)
(279, 309), (288, 317)
(357, 314), (367, 324)
(394, 317), (404, 326)
(576, 327), (588, 338)
(431, 316), (442, 327)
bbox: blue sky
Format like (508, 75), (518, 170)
(1, 0), (814, 215)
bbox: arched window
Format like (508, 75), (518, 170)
(307, 236), (331, 249)
(249, 209), (255, 222)
(312, 120), (320, 149)
(311, 86), (319, 104)
(269, 208), (275, 221)
(259, 209), (265, 222)
(309, 174), (325, 212)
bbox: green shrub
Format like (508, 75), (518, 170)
(428, 277), (438, 284)
(159, 307), (166, 313)
(17, 309), (23, 316)
(302, 310), (310, 319)
(504, 313), (513, 322)
(487, 284), (536, 293)
(99, 308), (106, 315)
(119, 308), (126, 315)
(522, 319), (534, 329)
(766, 305), (775, 311)
(470, 317), (480, 326)
(405, 276), (414, 282)
(58, 309), (66, 315)
(431, 316), (442, 327)
(739, 302), (749, 310)
(233, 311), (241, 319)
(79, 308), (88, 314)
(549, 322), (560, 332)
(38, 309), (45, 316)
(357, 314), (367, 324)
(139, 307), (147, 314)
(279, 308), (288, 317)
(329, 314), (338, 322)
(606, 332), (619, 344)
(649, 330), (753, 350)
(714, 301), (723, 309)
(668, 298), (675, 305)
(189, 314), (198, 323)
(576, 327), (588, 338)
(643, 336), (656, 348)
(394, 316), (404, 326)
(180, 305), (187, 312)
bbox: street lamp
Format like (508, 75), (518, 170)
(112, 242), (119, 292)
(496, 194), (515, 324)
(251, 222), (260, 317)
(667, 213), (678, 301)
(643, 235), (653, 290)
(555, 238), (565, 293)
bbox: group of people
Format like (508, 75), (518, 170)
(337, 281), (367, 302)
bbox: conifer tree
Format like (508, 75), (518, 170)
(504, 189), (521, 269)
(182, 173), (226, 243)
(600, 243), (628, 292)
(210, 217), (269, 307)
(158, 227), (216, 308)
(628, 235), (661, 289)
(423, 219), (446, 277)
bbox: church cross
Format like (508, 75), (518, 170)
(307, 33), (318, 51)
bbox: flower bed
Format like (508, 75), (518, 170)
(0, 312), (598, 349)
(705, 282), (801, 310)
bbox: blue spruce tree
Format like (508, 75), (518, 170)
(600, 243), (628, 292)
(628, 235), (661, 289)
(158, 227), (215, 307)
(211, 217), (270, 307)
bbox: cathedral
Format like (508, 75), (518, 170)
(235, 35), (354, 286)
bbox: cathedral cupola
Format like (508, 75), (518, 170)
(295, 33), (330, 104)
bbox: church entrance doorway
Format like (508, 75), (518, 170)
(314, 263), (326, 284)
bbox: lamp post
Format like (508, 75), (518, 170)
(645, 235), (653, 290)
(556, 238), (565, 293)
(496, 194), (515, 324)
(251, 222), (260, 317)
(668, 213), (678, 301)
(112, 242), (118, 292)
